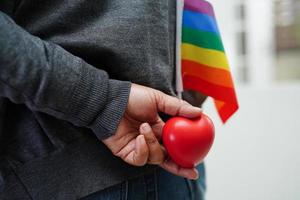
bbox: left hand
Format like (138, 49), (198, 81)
(102, 84), (202, 180)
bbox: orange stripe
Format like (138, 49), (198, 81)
(182, 60), (234, 88)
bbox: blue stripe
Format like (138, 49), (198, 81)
(183, 10), (220, 35)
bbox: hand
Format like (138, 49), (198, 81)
(102, 83), (202, 180)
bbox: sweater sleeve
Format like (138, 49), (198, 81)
(0, 11), (131, 140)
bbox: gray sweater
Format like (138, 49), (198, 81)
(0, 0), (176, 199)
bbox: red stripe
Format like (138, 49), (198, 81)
(183, 75), (238, 104)
(182, 60), (234, 88)
(214, 100), (239, 123)
(183, 75), (239, 123)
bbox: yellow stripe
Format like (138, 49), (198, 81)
(182, 43), (229, 70)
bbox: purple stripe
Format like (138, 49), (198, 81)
(184, 0), (215, 18)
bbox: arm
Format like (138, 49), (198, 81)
(0, 11), (130, 140)
(0, 11), (202, 180)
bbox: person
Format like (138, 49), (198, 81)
(0, 1), (207, 199)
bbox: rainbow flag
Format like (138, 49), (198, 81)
(179, 0), (239, 123)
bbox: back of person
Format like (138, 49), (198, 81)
(0, 0), (206, 199)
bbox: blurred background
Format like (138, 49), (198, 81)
(203, 0), (300, 199)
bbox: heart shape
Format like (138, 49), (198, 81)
(162, 114), (215, 168)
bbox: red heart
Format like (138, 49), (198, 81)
(162, 114), (215, 168)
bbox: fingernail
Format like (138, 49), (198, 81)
(193, 170), (199, 180)
(141, 123), (151, 133)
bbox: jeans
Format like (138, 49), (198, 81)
(81, 163), (206, 200)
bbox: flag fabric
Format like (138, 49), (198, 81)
(181, 0), (239, 123)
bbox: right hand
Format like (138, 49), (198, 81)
(102, 84), (202, 180)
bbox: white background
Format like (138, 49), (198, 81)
(203, 0), (300, 199)
(204, 85), (300, 200)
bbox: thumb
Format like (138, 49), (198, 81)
(155, 91), (202, 118)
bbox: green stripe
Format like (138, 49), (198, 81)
(182, 27), (224, 52)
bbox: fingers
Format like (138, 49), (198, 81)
(155, 91), (202, 118)
(159, 158), (199, 180)
(132, 135), (149, 166)
(119, 135), (149, 166)
(140, 123), (166, 165)
(112, 123), (166, 166)
(148, 118), (165, 140)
